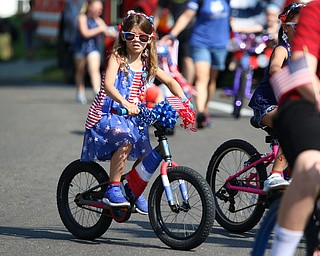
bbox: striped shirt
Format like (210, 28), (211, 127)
(85, 69), (146, 129)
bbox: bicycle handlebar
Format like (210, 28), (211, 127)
(117, 108), (128, 116)
(114, 99), (196, 132)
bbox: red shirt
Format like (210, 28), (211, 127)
(292, 0), (320, 79)
(282, 0), (320, 103)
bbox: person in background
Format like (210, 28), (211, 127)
(163, 0), (230, 129)
(154, 0), (196, 84)
(72, 0), (117, 104)
(269, 0), (320, 255)
(230, 0), (284, 34)
(249, 2), (305, 193)
(21, 0), (37, 59)
(263, 3), (281, 46)
(58, 0), (84, 83)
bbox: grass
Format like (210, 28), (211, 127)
(30, 65), (65, 82)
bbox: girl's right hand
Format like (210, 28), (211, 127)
(122, 102), (140, 116)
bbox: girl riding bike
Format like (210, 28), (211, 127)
(248, 3), (305, 193)
(80, 10), (189, 214)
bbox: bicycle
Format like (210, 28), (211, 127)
(206, 117), (287, 233)
(56, 98), (215, 250)
(224, 33), (271, 119)
(252, 196), (320, 255)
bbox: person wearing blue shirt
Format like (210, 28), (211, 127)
(163, 0), (230, 128)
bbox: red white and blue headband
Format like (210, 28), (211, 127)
(278, 2), (306, 23)
(118, 10), (155, 33)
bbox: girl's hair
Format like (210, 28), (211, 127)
(112, 11), (158, 82)
(80, 0), (103, 15)
(277, 2), (305, 44)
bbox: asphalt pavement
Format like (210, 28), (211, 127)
(0, 58), (307, 256)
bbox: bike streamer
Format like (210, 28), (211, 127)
(135, 97), (196, 131)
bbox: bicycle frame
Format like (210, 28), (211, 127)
(225, 139), (279, 195)
(155, 122), (189, 208)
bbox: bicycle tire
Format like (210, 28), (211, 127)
(57, 159), (112, 240)
(253, 198), (320, 256)
(148, 166), (215, 250)
(251, 198), (279, 255)
(206, 139), (267, 232)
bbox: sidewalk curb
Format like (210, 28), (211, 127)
(0, 58), (56, 82)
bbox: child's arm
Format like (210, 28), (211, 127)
(78, 14), (107, 39)
(164, 8), (196, 39)
(269, 46), (288, 75)
(155, 68), (188, 100)
(104, 55), (140, 115)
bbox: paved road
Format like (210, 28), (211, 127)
(0, 83), (305, 256)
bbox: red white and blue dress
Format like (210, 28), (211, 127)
(81, 65), (152, 162)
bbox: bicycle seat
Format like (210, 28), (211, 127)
(250, 116), (273, 135)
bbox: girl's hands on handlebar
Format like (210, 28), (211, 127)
(121, 101), (140, 116)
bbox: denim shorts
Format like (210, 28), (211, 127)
(191, 46), (228, 70)
(74, 50), (100, 59)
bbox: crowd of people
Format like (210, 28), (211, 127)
(58, 0), (319, 254)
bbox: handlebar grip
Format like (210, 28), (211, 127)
(117, 108), (128, 115)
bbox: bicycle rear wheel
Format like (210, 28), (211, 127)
(206, 139), (267, 232)
(57, 159), (112, 240)
(148, 166), (215, 250)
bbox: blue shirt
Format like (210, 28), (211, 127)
(187, 0), (230, 48)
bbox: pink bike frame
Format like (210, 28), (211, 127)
(225, 144), (279, 195)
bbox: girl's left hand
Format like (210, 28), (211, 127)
(181, 97), (194, 110)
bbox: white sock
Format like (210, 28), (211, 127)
(271, 224), (304, 256)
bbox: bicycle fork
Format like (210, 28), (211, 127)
(158, 136), (189, 212)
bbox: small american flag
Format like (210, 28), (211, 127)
(270, 55), (312, 102)
(165, 96), (186, 110)
(288, 55), (312, 89)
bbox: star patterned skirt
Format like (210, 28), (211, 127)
(81, 113), (152, 162)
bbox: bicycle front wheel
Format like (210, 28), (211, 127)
(148, 166), (215, 250)
(57, 160), (112, 240)
(206, 139), (267, 232)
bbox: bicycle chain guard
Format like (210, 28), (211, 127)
(109, 206), (131, 223)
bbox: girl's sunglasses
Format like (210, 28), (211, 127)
(122, 32), (152, 43)
(285, 22), (297, 31)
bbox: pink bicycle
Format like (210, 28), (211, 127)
(206, 118), (288, 232)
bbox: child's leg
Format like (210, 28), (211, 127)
(109, 143), (132, 182)
(86, 51), (101, 95)
(272, 146), (288, 176)
(123, 149), (162, 214)
(103, 144), (132, 207)
(126, 148), (162, 198)
(262, 110), (290, 192)
(74, 55), (87, 104)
